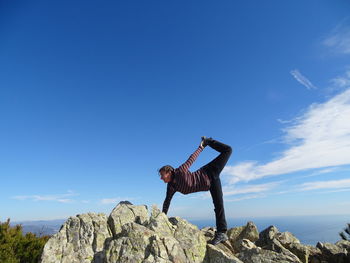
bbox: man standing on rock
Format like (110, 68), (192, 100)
(158, 136), (232, 245)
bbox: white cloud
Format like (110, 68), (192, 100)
(224, 87), (350, 184)
(195, 182), (280, 199)
(225, 193), (266, 202)
(320, 188), (350, 194)
(56, 199), (72, 203)
(299, 178), (350, 191)
(290, 69), (317, 90)
(224, 182), (282, 202)
(277, 118), (294, 124)
(100, 197), (135, 205)
(273, 190), (294, 195)
(12, 190), (78, 203)
(222, 181), (281, 196)
(323, 19), (350, 54)
(330, 69), (350, 88)
(296, 167), (339, 179)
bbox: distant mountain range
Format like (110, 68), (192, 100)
(10, 219), (67, 236)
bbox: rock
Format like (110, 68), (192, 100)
(147, 205), (176, 237)
(284, 242), (322, 263)
(316, 241), (349, 263)
(237, 245), (301, 263)
(39, 202), (348, 263)
(237, 238), (302, 263)
(108, 201), (149, 237)
(104, 222), (185, 262)
(275, 231), (301, 245)
(255, 225), (279, 248)
(255, 225), (301, 262)
(204, 244), (243, 263)
(201, 227), (235, 256)
(40, 212), (111, 263)
(260, 227), (324, 263)
(236, 238), (258, 252)
(267, 230), (322, 263)
(40, 202), (208, 263)
(227, 221), (259, 252)
(168, 216), (207, 262)
(335, 239), (350, 251)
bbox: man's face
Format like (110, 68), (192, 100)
(160, 171), (172, 183)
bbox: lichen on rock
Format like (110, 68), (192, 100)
(39, 201), (350, 263)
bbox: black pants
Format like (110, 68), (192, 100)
(201, 139), (232, 233)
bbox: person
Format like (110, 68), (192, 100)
(158, 136), (233, 245)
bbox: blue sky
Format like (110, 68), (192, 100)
(1, 0), (350, 222)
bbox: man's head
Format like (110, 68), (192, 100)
(158, 165), (174, 183)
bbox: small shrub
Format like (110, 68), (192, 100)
(0, 218), (51, 263)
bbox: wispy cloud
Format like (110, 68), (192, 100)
(268, 175), (350, 195)
(224, 87), (350, 184)
(330, 69), (350, 89)
(100, 197), (135, 205)
(298, 178), (350, 191)
(290, 69), (317, 90)
(296, 167), (339, 179)
(196, 182), (280, 200)
(223, 181), (281, 196)
(12, 190), (78, 203)
(320, 188), (350, 194)
(323, 19), (350, 55)
(225, 193), (266, 202)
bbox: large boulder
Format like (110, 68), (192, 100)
(146, 205), (176, 237)
(316, 241), (349, 263)
(201, 227), (236, 260)
(40, 212), (111, 263)
(103, 222), (177, 262)
(283, 242), (322, 263)
(255, 225), (301, 262)
(275, 231), (301, 245)
(168, 216), (207, 262)
(108, 202), (149, 237)
(227, 221), (259, 252)
(335, 239), (350, 251)
(236, 239), (301, 263)
(40, 201), (208, 263)
(204, 244), (243, 263)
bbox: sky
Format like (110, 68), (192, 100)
(1, 0), (350, 222)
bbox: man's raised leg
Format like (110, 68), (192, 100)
(203, 139), (232, 176)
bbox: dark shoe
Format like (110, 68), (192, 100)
(209, 231), (228, 245)
(201, 136), (213, 147)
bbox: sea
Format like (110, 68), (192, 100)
(188, 214), (350, 246)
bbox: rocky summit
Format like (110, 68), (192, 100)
(40, 201), (350, 263)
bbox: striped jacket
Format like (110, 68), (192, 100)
(162, 145), (211, 214)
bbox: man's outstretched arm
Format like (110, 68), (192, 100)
(162, 184), (176, 214)
(178, 145), (204, 173)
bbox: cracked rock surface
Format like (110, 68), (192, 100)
(40, 202), (350, 263)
